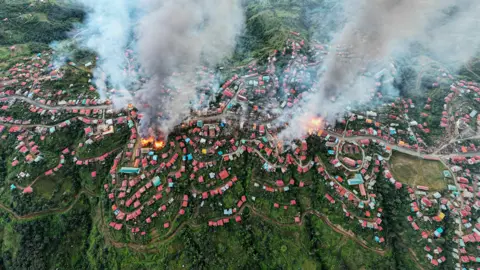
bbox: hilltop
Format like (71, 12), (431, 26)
(0, 1), (480, 270)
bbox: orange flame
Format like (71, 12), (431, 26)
(141, 136), (154, 147)
(154, 140), (165, 149)
(307, 117), (323, 135)
(310, 117), (322, 127)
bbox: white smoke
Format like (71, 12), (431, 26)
(56, 0), (244, 137)
(279, 0), (480, 141)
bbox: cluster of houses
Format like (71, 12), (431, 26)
(2, 30), (480, 269)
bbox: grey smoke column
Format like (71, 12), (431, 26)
(135, 0), (245, 137)
(68, 0), (137, 99)
(320, 0), (450, 100)
(280, 0), (480, 141)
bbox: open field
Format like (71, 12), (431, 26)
(390, 151), (447, 191)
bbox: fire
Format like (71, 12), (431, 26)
(154, 140), (165, 149)
(141, 136), (165, 149)
(307, 117), (323, 135)
(310, 117), (322, 127)
(141, 136), (154, 147)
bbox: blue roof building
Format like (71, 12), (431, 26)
(119, 167), (140, 174)
(347, 174), (364, 185)
(434, 227), (444, 237)
(152, 176), (161, 187)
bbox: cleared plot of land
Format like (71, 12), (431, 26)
(35, 173), (73, 200)
(390, 151), (447, 191)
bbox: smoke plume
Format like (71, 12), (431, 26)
(280, 0), (480, 140)
(135, 0), (245, 136)
(70, 0), (138, 99)
(63, 0), (244, 137)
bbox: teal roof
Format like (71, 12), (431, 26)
(347, 174), (364, 185)
(119, 167), (140, 174)
(10, 184), (16, 190)
(152, 176), (161, 187)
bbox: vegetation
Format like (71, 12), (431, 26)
(390, 151), (448, 191)
(0, 1), (84, 46)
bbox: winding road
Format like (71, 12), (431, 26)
(0, 188), (96, 220)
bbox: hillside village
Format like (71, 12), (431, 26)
(0, 33), (480, 269)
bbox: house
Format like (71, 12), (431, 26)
(152, 176), (161, 187)
(343, 157), (356, 167)
(347, 174), (364, 185)
(119, 167), (141, 174)
(219, 170), (229, 180)
(23, 186), (33, 194)
(359, 184), (366, 196)
(417, 185), (429, 191)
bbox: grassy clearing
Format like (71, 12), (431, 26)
(0, 44), (30, 61)
(34, 175), (58, 199)
(34, 171), (73, 200)
(390, 151), (447, 191)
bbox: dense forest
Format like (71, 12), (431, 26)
(0, 1), (84, 46)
